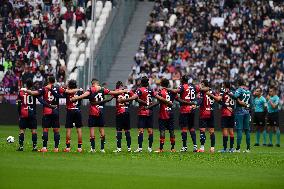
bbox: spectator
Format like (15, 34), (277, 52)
(33, 70), (44, 86)
(75, 7), (84, 29)
(45, 63), (55, 77)
(0, 91), (9, 104)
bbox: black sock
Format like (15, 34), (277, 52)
(230, 137), (234, 149)
(90, 137), (95, 149)
(200, 131), (206, 145)
(116, 132), (122, 148)
(190, 130), (197, 146)
(54, 132), (60, 148)
(160, 137), (165, 150)
(32, 133), (37, 148)
(125, 131), (131, 148)
(19, 133), (24, 147)
(236, 145), (240, 150)
(148, 134), (153, 148)
(78, 143), (82, 148)
(181, 131), (187, 148)
(170, 137), (175, 150)
(42, 131), (48, 148)
(210, 133), (215, 147)
(223, 136), (228, 150)
(66, 142), (71, 148)
(138, 132), (143, 148)
(101, 136), (105, 150)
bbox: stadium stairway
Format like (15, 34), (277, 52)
(105, 1), (154, 89)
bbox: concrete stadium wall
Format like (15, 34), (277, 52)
(0, 104), (283, 131)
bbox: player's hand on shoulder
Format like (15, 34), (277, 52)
(50, 105), (58, 109)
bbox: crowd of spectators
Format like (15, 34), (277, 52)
(0, 0), (92, 100)
(127, 0), (284, 108)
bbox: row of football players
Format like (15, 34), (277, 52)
(17, 75), (280, 153)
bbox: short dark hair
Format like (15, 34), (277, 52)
(91, 78), (99, 85)
(116, 81), (123, 89)
(224, 81), (231, 89)
(161, 78), (169, 88)
(201, 79), (209, 87)
(68, 79), (77, 89)
(26, 78), (33, 89)
(237, 78), (245, 86)
(140, 76), (149, 87)
(255, 87), (262, 92)
(48, 76), (55, 84)
(181, 75), (188, 84)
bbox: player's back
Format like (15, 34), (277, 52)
(88, 86), (110, 116)
(158, 88), (175, 119)
(220, 88), (235, 117)
(179, 83), (198, 113)
(18, 89), (37, 118)
(66, 90), (83, 110)
(136, 87), (154, 116)
(39, 86), (61, 115)
(115, 89), (133, 115)
(199, 89), (215, 118)
(235, 87), (251, 114)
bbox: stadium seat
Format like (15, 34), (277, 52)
(78, 53), (85, 62)
(96, 1), (103, 7)
(87, 20), (93, 28)
(68, 26), (76, 36)
(76, 59), (85, 67)
(105, 1), (112, 8)
(50, 59), (57, 68)
(76, 26), (84, 35)
(86, 47), (90, 58)
(78, 42), (86, 52)
(69, 71), (78, 80)
(85, 27), (92, 38)
(60, 6), (67, 15)
(67, 60), (76, 72)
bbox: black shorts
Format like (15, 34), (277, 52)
(267, 112), (279, 127)
(199, 116), (214, 128)
(253, 112), (265, 127)
(138, 115), (153, 128)
(221, 116), (235, 128)
(159, 117), (174, 131)
(19, 116), (37, 129)
(42, 114), (60, 128)
(179, 113), (195, 129)
(88, 114), (104, 127)
(116, 112), (130, 130)
(65, 109), (83, 128)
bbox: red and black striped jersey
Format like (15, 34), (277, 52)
(17, 89), (37, 118)
(177, 83), (200, 113)
(199, 90), (216, 119)
(38, 86), (64, 115)
(219, 88), (235, 117)
(114, 90), (134, 115)
(158, 88), (176, 119)
(135, 87), (156, 116)
(88, 87), (110, 116)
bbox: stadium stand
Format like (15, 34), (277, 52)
(127, 0), (284, 108)
(0, 0), (113, 100)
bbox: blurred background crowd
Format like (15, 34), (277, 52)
(127, 0), (284, 108)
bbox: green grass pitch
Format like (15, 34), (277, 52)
(0, 125), (283, 189)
